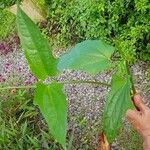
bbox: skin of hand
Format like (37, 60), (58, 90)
(126, 94), (150, 150)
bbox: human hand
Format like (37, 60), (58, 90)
(126, 94), (150, 150)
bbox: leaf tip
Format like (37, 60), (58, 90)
(99, 132), (110, 150)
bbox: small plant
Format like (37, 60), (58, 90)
(14, 5), (137, 149)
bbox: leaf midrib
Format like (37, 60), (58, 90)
(18, 9), (49, 78)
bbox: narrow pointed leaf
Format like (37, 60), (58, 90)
(34, 82), (67, 149)
(103, 75), (134, 142)
(58, 40), (115, 74)
(17, 6), (58, 80)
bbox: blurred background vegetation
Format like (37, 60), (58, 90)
(0, 0), (150, 61)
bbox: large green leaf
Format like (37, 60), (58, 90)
(103, 75), (134, 142)
(34, 82), (67, 149)
(58, 40), (115, 74)
(17, 6), (58, 80)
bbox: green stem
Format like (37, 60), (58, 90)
(0, 80), (111, 90)
(59, 80), (111, 87)
(0, 85), (35, 90)
(126, 61), (136, 94)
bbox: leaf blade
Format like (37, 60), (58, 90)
(58, 40), (115, 74)
(103, 75), (133, 142)
(34, 82), (67, 149)
(17, 6), (58, 80)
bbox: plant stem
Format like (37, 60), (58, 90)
(0, 85), (36, 90)
(125, 61), (136, 94)
(58, 80), (111, 87)
(0, 80), (111, 90)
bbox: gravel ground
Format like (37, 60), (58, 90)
(0, 48), (150, 150)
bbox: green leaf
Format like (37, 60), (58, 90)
(58, 40), (115, 74)
(17, 6), (58, 80)
(103, 75), (134, 142)
(34, 82), (67, 149)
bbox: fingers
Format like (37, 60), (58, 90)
(133, 94), (149, 112)
(126, 109), (140, 121)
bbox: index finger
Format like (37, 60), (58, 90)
(133, 94), (149, 113)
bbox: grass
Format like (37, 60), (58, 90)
(118, 123), (143, 150)
(0, 9), (16, 40)
(0, 88), (62, 150)
(0, 83), (76, 150)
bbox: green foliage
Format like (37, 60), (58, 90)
(0, 88), (63, 150)
(16, 4), (139, 148)
(58, 40), (115, 74)
(31, 0), (47, 17)
(34, 82), (67, 149)
(119, 125), (143, 150)
(0, 0), (16, 8)
(0, 0), (22, 8)
(103, 74), (133, 142)
(46, 0), (150, 61)
(0, 9), (15, 39)
(17, 6), (58, 80)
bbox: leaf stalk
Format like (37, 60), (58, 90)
(125, 61), (136, 94)
(0, 80), (111, 90)
(0, 85), (35, 90)
(58, 80), (111, 87)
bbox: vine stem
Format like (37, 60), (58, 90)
(58, 80), (111, 87)
(0, 85), (35, 90)
(125, 61), (140, 110)
(0, 80), (111, 90)
(125, 61), (136, 94)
